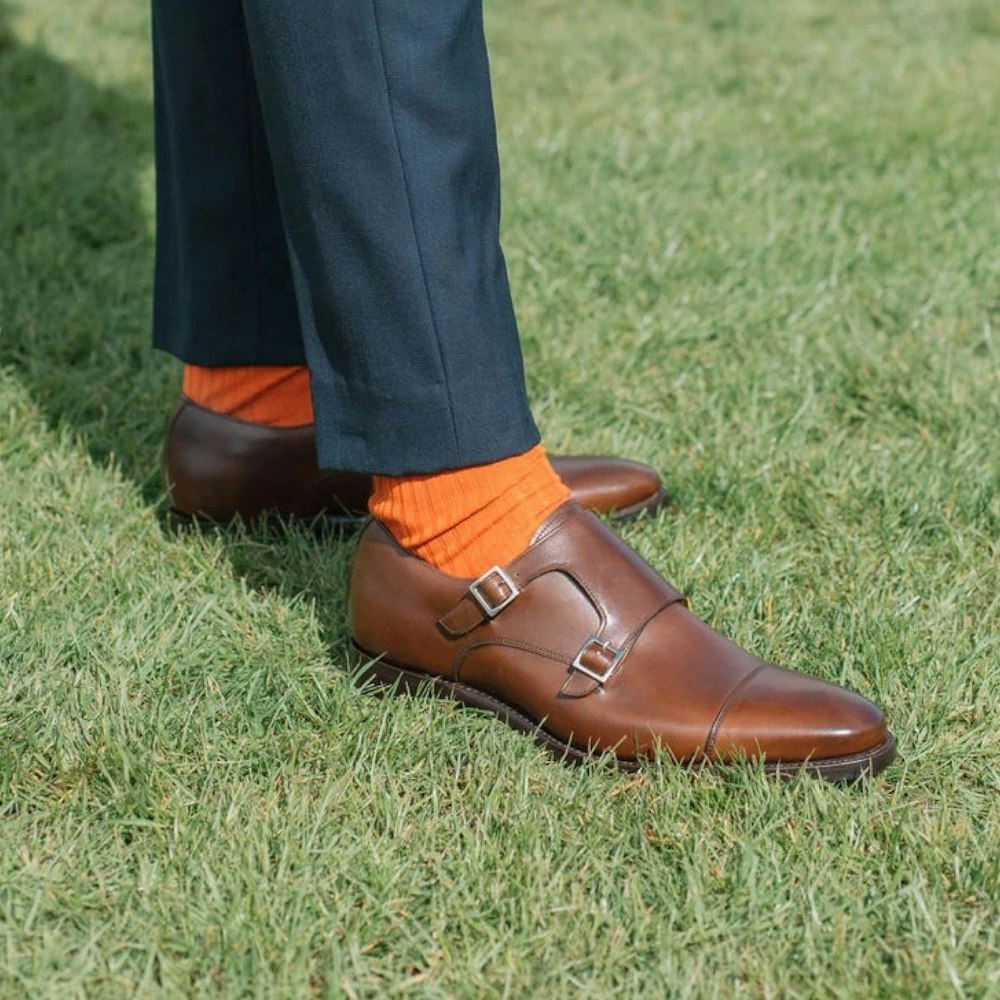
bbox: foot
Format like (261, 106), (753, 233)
(163, 397), (669, 526)
(349, 503), (896, 781)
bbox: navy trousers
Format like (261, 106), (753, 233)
(151, 1), (540, 474)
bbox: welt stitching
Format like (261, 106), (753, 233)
(705, 663), (768, 757)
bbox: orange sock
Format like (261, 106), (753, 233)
(369, 445), (571, 579)
(182, 364), (314, 427)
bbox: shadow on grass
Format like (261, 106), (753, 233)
(0, 3), (355, 633)
(0, 0), (171, 492)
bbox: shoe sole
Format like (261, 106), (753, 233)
(162, 506), (363, 535)
(164, 487), (669, 535)
(602, 485), (672, 524)
(352, 644), (897, 783)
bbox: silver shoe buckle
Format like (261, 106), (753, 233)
(468, 565), (520, 619)
(570, 636), (624, 685)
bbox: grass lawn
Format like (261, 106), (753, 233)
(1, 0), (999, 995)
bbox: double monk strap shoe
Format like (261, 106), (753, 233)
(349, 503), (896, 781)
(163, 397), (669, 526)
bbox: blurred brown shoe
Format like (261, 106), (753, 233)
(163, 396), (669, 526)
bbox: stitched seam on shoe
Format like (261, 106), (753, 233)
(162, 400), (189, 507)
(166, 398), (189, 438)
(453, 638), (570, 681)
(519, 550), (684, 641)
(392, 668), (622, 766)
(368, 0), (461, 459)
(452, 595), (682, 690)
(617, 598), (686, 664)
(554, 597), (686, 698)
(705, 663), (768, 758)
(527, 503), (579, 545)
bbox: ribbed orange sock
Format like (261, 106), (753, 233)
(182, 364), (314, 427)
(370, 445), (571, 579)
(182, 365), (566, 575)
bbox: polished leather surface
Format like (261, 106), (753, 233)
(164, 398), (370, 521)
(163, 397), (667, 522)
(541, 455), (666, 517)
(350, 503), (893, 774)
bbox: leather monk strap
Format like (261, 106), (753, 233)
(349, 502), (896, 781)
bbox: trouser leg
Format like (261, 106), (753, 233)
(151, 1), (302, 365)
(240, 0), (539, 474)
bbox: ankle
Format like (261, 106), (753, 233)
(370, 445), (570, 578)
(182, 364), (314, 427)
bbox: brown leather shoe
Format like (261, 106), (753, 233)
(163, 397), (669, 525)
(349, 503), (896, 781)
